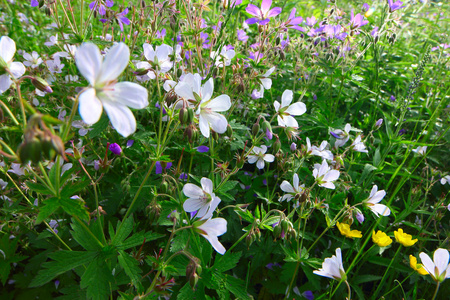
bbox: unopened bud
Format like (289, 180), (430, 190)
(32, 77), (53, 93)
(226, 124), (233, 138)
(187, 107), (194, 123)
(18, 136), (42, 164)
(273, 136), (281, 153)
(374, 118), (383, 129)
(252, 123), (260, 137)
(179, 107), (188, 124)
(133, 68), (150, 76)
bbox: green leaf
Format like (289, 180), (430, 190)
(117, 250), (142, 291)
(111, 217), (134, 246)
(36, 197), (60, 224)
(61, 180), (91, 198)
(213, 271), (251, 300)
(359, 163), (378, 184)
(117, 231), (164, 250)
(217, 180), (238, 193)
(30, 251), (97, 287)
(0, 235), (28, 286)
(80, 256), (114, 300)
(71, 218), (103, 251)
(352, 274), (383, 285)
(26, 181), (53, 195)
(213, 251), (242, 273)
(60, 197), (89, 221)
(89, 115), (110, 138)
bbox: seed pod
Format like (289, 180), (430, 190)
(31, 77), (53, 93)
(161, 181), (168, 193)
(189, 273), (199, 289)
(281, 219), (289, 233)
(252, 123), (260, 137)
(40, 131), (55, 160)
(18, 136), (42, 164)
(226, 124), (233, 138)
(51, 134), (66, 159)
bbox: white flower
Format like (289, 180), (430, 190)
(23, 51), (43, 68)
(274, 90), (306, 128)
(364, 185), (390, 217)
(313, 248), (346, 281)
(332, 123), (351, 148)
(313, 160), (340, 189)
(247, 145), (275, 170)
(44, 34), (58, 47)
(143, 43), (174, 78)
(419, 248), (450, 282)
(280, 173), (303, 203)
(211, 47), (235, 67)
(441, 175), (450, 185)
(412, 146), (427, 155)
(194, 217), (227, 255)
(0, 36), (26, 94)
(75, 43), (149, 137)
(258, 67), (275, 90)
(351, 135), (368, 153)
(310, 140), (334, 160)
(183, 177), (221, 220)
(46, 56), (64, 73)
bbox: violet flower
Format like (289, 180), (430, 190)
(116, 8), (130, 31)
(109, 143), (122, 155)
(155, 161), (172, 174)
(237, 30), (249, 42)
(245, 0), (282, 26)
(196, 146), (209, 153)
(30, 0), (38, 7)
(349, 10), (368, 30)
(282, 8), (304, 31)
(388, 0), (405, 13)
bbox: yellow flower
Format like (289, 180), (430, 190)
(372, 230), (393, 247)
(394, 228), (418, 247)
(365, 8), (375, 18)
(336, 222), (362, 239)
(409, 255), (429, 275)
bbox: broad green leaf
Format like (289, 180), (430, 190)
(117, 250), (142, 291)
(61, 180), (91, 198)
(35, 197), (60, 224)
(111, 217), (134, 246)
(89, 115), (109, 138)
(26, 181), (53, 195)
(71, 218), (103, 251)
(80, 256), (114, 300)
(217, 180), (238, 193)
(117, 231), (164, 250)
(0, 235), (28, 285)
(213, 251), (241, 273)
(30, 251), (96, 287)
(60, 197), (89, 222)
(213, 271), (251, 300)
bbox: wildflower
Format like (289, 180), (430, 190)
(355, 209), (364, 224)
(274, 89), (307, 128)
(440, 175), (450, 185)
(245, 0), (281, 25)
(115, 8), (130, 31)
(46, 57), (64, 74)
(364, 185), (390, 217)
(409, 255), (429, 276)
(279, 173), (303, 202)
(193, 217), (227, 254)
(331, 124), (351, 148)
(108, 143), (122, 155)
(89, 0), (114, 16)
(282, 8), (304, 31)
(336, 222), (362, 239)
(142, 43), (174, 78)
(419, 248), (450, 282)
(394, 228), (418, 247)
(388, 0), (405, 13)
(23, 51), (43, 68)
(0, 36), (25, 94)
(313, 248), (347, 281)
(310, 140), (334, 160)
(247, 145), (275, 170)
(313, 160), (340, 189)
(196, 146), (209, 153)
(211, 47), (236, 67)
(30, 0), (38, 7)
(237, 29), (249, 42)
(372, 230), (393, 247)
(412, 146), (427, 155)
(182, 177), (221, 220)
(75, 43), (148, 137)
(349, 10), (368, 30)
(258, 67), (275, 91)
(155, 161), (172, 174)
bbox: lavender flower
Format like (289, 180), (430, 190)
(155, 161), (172, 174)
(388, 0), (405, 13)
(109, 143), (122, 155)
(196, 146), (209, 153)
(349, 10), (368, 30)
(30, 0), (38, 7)
(116, 8), (130, 31)
(245, 0), (281, 26)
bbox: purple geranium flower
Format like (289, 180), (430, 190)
(116, 8), (130, 31)
(31, 0), (39, 7)
(245, 0), (282, 26)
(237, 29), (249, 42)
(388, 0), (405, 13)
(155, 161), (172, 174)
(196, 146), (209, 153)
(109, 143), (122, 155)
(283, 8), (304, 31)
(349, 10), (368, 30)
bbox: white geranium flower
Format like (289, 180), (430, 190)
(0, 36), (26, 94)
(75, 43), (149, 137)
(310, 140), (334, 160)
(143, 43), (174, 78)
(364, 185), (390, 217)
(313, 248), (347, 281)
(23, 51), (43, 68)
(419, 248), (450, 282)
(193, 217), (227, 254)
(412, 146), (427, 155)
(211, 47), (235, 67)
(332, 123), (351, 148)
(441, 175), (450, 185)
(313, 160), (340, 189)
(259, 67), (275, 90)
(274, 89), (306, 128)
(248, 145), (275, 170)
(183, 177), (221, 220)
(351, 135), (368, 153)
(280, 173), (303, 203)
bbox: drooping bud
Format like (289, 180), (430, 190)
(226, 124), (233, 138)
(32, 77), (53, 93)
(179, 107), (188, 124)
(133, 68), (150, 76)
(252, 122), (260, 137)
(273, 136), (281, 153)
(18, 136), (42, 164)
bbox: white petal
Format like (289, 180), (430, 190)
(368, 190), (386, 204)
(264, 154), (275, 163)
(0, 36), (16, 63)
(98, 43), (129, 83)
(281, 90), (293, 108)
(320, 182), (335, 189)
(109, 82), (148, 109)
(78, 88), (102, 125)
(101, 99), (136, 137)
(280, 181), (295, 193)
(203, 112), (228, 134)
(420, 252), (436, 278)
(370, 204), (390, 217)
(201, 78), (214, 103)
(256, 159), (265, 169)
(285, 102), (306, 116)
(9, 62), (25, 78)
(274, 100), (281, 112)
(247, 155), (258, 164)
(323, 170), (340, 182)
(201, 177), (213, 195)
(369, 185), (378, 198)
(263, 67), (275, 77)
(434, 249), (449, 277)
(0, 74), (12, 94)
(156, 44), (173, 60)
(277, 115), (286, 127)
(206, 95), (231, 112)
(183, 183), (204, 198)
(293, 174), (299, 191)
(183, 198), (204, 213)
(75, 43), (102, 85)
(175, 81), (195, 100)
(260, 78), (272, 90)
(143, 43), (155, 61)
(282, 115), (299, 128)
(199, 218), (227, 237)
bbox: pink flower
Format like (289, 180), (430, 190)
(245, 0), (281, 26)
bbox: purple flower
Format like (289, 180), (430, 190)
(398, 129), (406, 136)
(116, 8), (130, 31)
(126, 140), (134, 148)
(155, 161), (172, 174)
(375, 118), (383, 128)
(55, 280), (60, 289)
(290, 142), (297, 152)
(349, 10), (368, 29)
(362, 3), (370, 12)
(179, 173), (188, 181)
(30, 0), (39, 7)
(283, 8), (304, 31)
(388, 0), (405, 13)
(237, 30), (249, 42)
(265, 128), (273, 140)
(156, 28), (166, 39)
(390, 95), (396, 102)
(355, 211), (365, 224)
(371, 26), (379, 38)
(89, 1), (106, 15)
(303, 290), (314, 300)
(245, 0), (282, 26)
(306, 16), (317, 27)
(196, 146), (209, 153)
(109, 143), (122, 155)
(313, 94), (317, 100)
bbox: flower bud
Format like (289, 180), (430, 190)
(273, 224), (281, 239)
(179, 107), (188, 124)
(109, 143), (122, 155)
(133, 68), (150, 76)
(374, 118), (383, 130)
(290, 142), (297, 152)
(273, 136), (281, 153)
(32, 77), (53, 93)
(18, 136), (42, 164)
(252, 123), (260, 137)
(280, 219), (289, 233)
(187, 107), (195, 123)
(226, 124), (233, 138)
(189, 272), (199, 289)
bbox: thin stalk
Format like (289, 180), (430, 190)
(431, 282), (441, 300)
(372, 245), (402, 299)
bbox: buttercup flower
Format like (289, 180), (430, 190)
(274, 89), (307, 128)
(419, 248), (450, 282)
(336, 222), (362, 239)
(313, 248), (346, 281)
(372, 230), (393, 247)
(394, 228), (418, 247)
(183, 177), (221, 220)
(0, 36), (26, 94)
(364, 185), (390, 217)
(247, 145), (275, 170)
(75, 43), (148, 137)
(313, 160), (340, 189)
(193, 217), (227, 254)
(409, 255), (429, 276)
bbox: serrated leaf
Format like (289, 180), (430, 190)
(214, 251), (241, 272)
(117, 250), (142, 291)
(71, 218), (103, 251)
(89, 115), (110, 138)
(213, 272), (251, 300)
(61, 180), (91, 198)
(233, 207), (254, 223)
(26, 181), (53, 195)
(36, 197), (60, 224)
(30, 251), (96, 287)
(80, 257), (114, 300)
(117, 231), (164, 250)
(111, 217), (134, 246)
(60, 197), (89, 221)
(217, 180), (238, 193)
(170, 230), (189, 253)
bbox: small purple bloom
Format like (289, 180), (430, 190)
(330, 131), (341, 139)
(388, 0), (406, 13)
(245, 0), (282, 25)
(390, 95), (396, 102)
(371, 26), (379, 38)
(303, 290), (314, 300)
(116, 8), (130, 31)
(265, 128), (273, 140)
(156, 28), (166, 39)
(109, 143), (122, 155)
(362, 3), (370, 12)
(375, 118), (383, 128)
(398, 129), (406, 136)
(237, 30), (249, 42)
(196, 146), (209, 153)
(349, 10), (369, 29)
(306, 16), (317, 27)
(313, 94), (317, 100)
(355, 211), (365, 224)
(30, 0), (39, 7)
(55, 280), (60, 289)
(106, 0), (114, 7)
(290, 142), (297, 152)
(126, 140), (134, 148)
(155, 161), (172, 174)
(179, 173), (188, 181)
